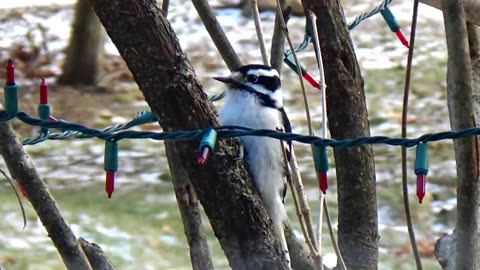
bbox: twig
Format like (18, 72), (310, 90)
(250, 0), (269, 65)
(275, 1), (320, 266)
(0, 168), (26, 229)
(276, 9), (312, 136)
(289, 150), (319, 255)
(191, 0), (242, 70)
(400, 0), (423, 269)
(316, 196), (324, 270)
(282, 143), (314, 255)
(323, 199), (347, 270)
(308, 11), (326, 139)
(308, 12), (326, 265)
(308, 10), (347, 270)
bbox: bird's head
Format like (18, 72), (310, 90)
(214, 64), (282, 107)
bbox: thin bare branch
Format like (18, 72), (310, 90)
(275, 3), (320, 268)
(191, 0), (242, 70)
(400, 0), (423, 269)
(250, 0), (269, 65)
(0, 168), (26, 229)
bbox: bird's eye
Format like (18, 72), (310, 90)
(246, 74), (258, 83)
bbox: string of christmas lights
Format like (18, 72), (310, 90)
(0, 30), (445, 203)
(0, 59), (468, 201)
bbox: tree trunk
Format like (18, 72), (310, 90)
(165, 142), (214, 270)
(442, 1), (480, 269)
(59, 0), (105, 85)
(301, 0), (378, 269)
(89, 0), (288, 269)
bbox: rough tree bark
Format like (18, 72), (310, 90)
(301, 0), (379, 269)
(434, 22), (480, 270)
(89, 0), (289, 269)
(443, 1), (480, 269)
(59, 0), (105, 85)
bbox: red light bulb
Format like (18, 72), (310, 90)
(416, 174), (426, 203)
(6, 59), (15, 85)
(40, 78), (48, 104)
(319, 172), (328, 194)
(395, 30), (409, 48)
(106, 172), (115, 198)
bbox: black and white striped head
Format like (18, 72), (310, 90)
(214, 64), (283, 108)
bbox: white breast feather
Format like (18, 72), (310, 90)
(218, 90), (287, 226)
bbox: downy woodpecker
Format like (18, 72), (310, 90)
(215, 64), (292, 266)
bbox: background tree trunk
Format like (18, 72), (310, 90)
(301, 0), (379, 269)
(442, 1), (480, 269)
(59, 0), (105, 85)
(89, 0), (289, 269)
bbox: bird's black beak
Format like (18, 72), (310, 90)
(214, 72), (244, 89)
(213, 76), (234, 84)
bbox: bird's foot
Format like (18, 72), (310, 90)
(234, 143), (244, 160)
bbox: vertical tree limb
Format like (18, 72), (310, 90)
(165, 142), (214, 270)
(162, 0), (170, 16)
(270, 0), (287, 72)
(90, 0), (288, 269)
(191, 0), (243, 70)
(0, 111), (92, 270)
(442, 1), (480, 269)
(301, 0), (378, 269)
(250, 0), (269, 64)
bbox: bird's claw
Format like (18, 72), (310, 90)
(234, 143), (244, 160)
